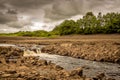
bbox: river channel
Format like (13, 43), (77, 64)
(0, 44), (120, 80)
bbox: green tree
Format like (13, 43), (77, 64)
(53, 20), (79, 35)
(52, 12), (120, 35)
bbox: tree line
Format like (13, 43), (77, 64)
(52, 12), (120, 35)
(0, 12), (120, 37)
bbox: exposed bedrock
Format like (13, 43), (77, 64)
(42, 41), (120, 63)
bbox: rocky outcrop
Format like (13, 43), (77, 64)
(0, 46), (92, 80)
(0, 46), (23, 57)
(42, 41), (120, 63)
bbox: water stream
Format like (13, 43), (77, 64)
(0, 44), (15, 47)
(38, 53), (120, 79)
(0, 44), (120, 80)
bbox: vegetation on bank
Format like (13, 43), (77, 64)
(0, 30), (53, 37)
(0, 12), (120, 37)
(53, 12), (120, 35)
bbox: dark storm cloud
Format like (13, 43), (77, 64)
(0, 0), (54, 10)
(44, 0), (84, 21)
(0, 0), (84, 22)
(0, 12), (17, 24)
(0, 0), (120, 32)
(7, 9), (17, 14)
(0, 0), (120, 22)
(0, 0), (55, 27)
(44, 0), (120, 21)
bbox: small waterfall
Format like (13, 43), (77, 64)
(23, 47), (42, 56)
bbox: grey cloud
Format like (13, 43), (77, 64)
(84, 0), (120, 13)
(7, 20), (32, 28)
(7, 9), (17, 14)
(44, 0), (83, 21)
(0, 24), (19, 33)
(0, 0), (120, 33)
(0, 12), (17, 24)
(9, 0), (53, 7)
(44, 0), (120, 21)
(0, 0), (120, 22)
(0, 0), (54, 10)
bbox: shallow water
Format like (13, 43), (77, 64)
(38, 53), (120, 80)
(0, 44), (16, 46)
(0, 44), (120, 80)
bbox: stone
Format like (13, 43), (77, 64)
(54, 65), (64, 70)
(70, 67), (83, 77)
(1, 74), (12, 77)
(5, 70), (16, 74)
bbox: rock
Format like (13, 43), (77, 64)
(70, 67), (83, 77)
(47, 61), (52, 65)
(96, 73), (105, 79)
(19, 72), (26, 77)
(82, 65), (90, 69)
(18, 65), (29, 70)
(106, 78), (116, 80)
(92, 77), (99, 80)
(0, 71), (5, 75)
(5, 70), (16, 74)
(42, 41), (120, 63)
(0, 58), (6, 64)
(60, 43), (72, 47)
(93, 73), (105, 80)
(54, 65), (63, 70)
(12, 74), (20, 78)
(0, 46), (24, 58)
(59, 70), (70, 77)
(118, 66), (120, 68)
(39, 60), (48, 65)
(1, 74), (12, 77)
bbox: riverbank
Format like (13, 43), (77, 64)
(42, 40), (120, 63)
(0, 34), (120, 63)
(0, 34), (119, 79)
(0, 46), (92, 80)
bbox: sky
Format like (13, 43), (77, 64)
(0, 0), (120, 33)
